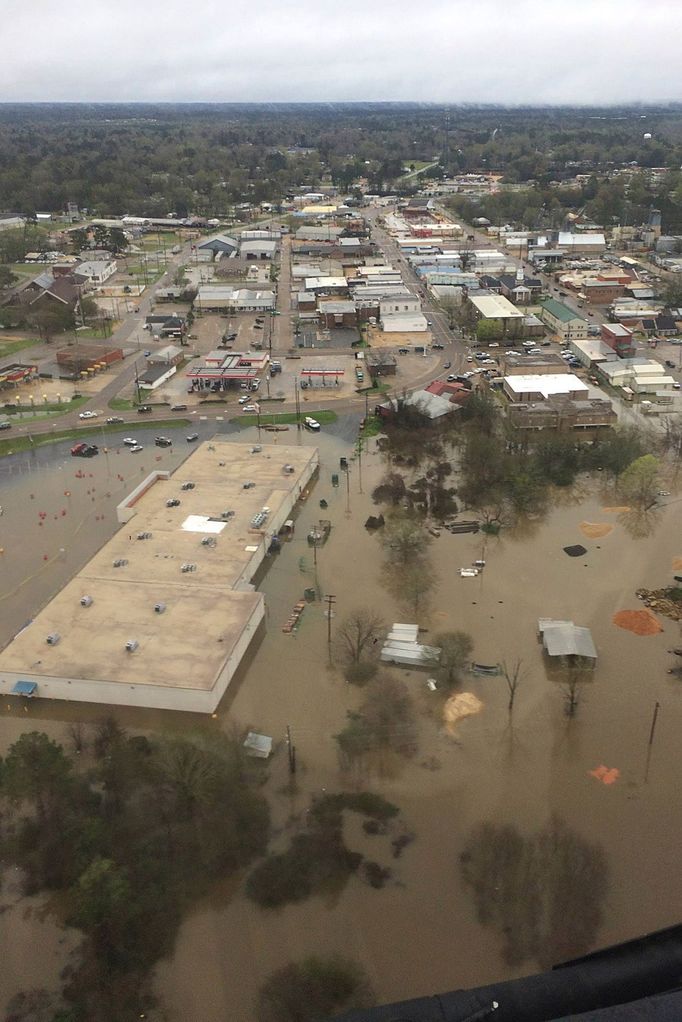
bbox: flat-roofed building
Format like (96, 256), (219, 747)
(568, 337), (618, 368)
(601, 322), (636, 358)
(503, 353), (568, 375)
(503, 373), (589, 403)
(195, 286), (275, 311)
(469, 293), (525, 338)
(0, 441), (319, 713)
(508, 397), (616, 434)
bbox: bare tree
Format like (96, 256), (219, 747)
(561, 661), (592, 717)
(381, 512), (431, 569)
(501, 658), (526, 713)
(336, 609), (385, 665)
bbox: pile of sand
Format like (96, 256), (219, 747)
(589, 765), (620, 785)
(580, 521), (614, 539)
(612, 609), (663, 636)
(443, 692), (483, 734)
(672, 556), (682, 571)
(603, 506), (631, 514)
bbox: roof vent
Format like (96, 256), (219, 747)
(46, 632), (61, 646)
(125, 640), (138, 653)
(80, 595), (93, 607)
(137, 532), (152, 540)
(113, 558), (128, 568)
(181, 563), (197, 573)
(154, 602), (166, 614)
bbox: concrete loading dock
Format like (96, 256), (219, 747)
(0, 440), (319, 713)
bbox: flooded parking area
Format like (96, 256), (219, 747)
(1, 424), (682, 1019)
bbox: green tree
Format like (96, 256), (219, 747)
(258, 957), (374, 1022)
(0, 264), (18, 289)
(72, 857), (131, 937)
(433, 631), (474, 687)
(476, 318), (503, 342)
(381, 512), (430, 569)
(618, 454), (660, 510)
(2, 731), (72, 822)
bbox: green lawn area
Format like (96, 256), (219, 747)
(360, 414), (384, 439)
(0, 336), (41, 357)
(75, 323), (121, 340)
(108, 396), (135, 411)
(232, 409), (337, 428)
(9, 263), (38, 279)
(0, 418), (191, 458)
(133, 232), (183, 251)
(2, 395), (89, 417)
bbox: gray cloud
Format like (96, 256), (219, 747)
(2, 0), (681, 104)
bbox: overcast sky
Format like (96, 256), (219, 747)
(2, 0), (681, 105)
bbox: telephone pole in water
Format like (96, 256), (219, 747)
(325, 594), (336, 660)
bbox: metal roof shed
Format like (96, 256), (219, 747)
(539, 620), (597, 661)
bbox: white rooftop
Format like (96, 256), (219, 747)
(469, 294), (524, 320)
(504, 374), (589, 398)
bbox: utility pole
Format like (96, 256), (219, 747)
(294, 376), (301, 430)
(286, 725), (296, 774)
(644, 700), (661, 783)
(356, 435), (363, 494)
(325, 594), (336, 659)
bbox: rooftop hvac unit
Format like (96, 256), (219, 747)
(46, 632), (61, 646)
(137, 532), (152, 540)
(181, 563), (197, 573)
(154, 602), (166, 614)
(113, 558), (128, 568)
(80, 595), (93, 607)
(125, 640), (139, 653)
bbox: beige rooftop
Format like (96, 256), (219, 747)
(0, 439), (319, 711)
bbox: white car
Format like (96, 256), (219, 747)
(122, 438), (138, 446)
(242, 404), (259, 413)
(238, 395), (250, 404)
(304, 416), (321, 431)
(79, 410), (98, 420)
(128, 445), (143, 453)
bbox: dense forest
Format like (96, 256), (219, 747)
(2, 103), (682, 220)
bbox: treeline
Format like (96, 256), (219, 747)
(447, 170), (682, 234)
(3, 104), (682, 218)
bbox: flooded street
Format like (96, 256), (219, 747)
(2, 424), (682, 1018)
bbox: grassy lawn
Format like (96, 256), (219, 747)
(232, 409), (337, 428)
(74, 323), (121, 340)
(0, 418), (191, 458)
(108, 397), (135, 411)
(8, 263), (38, 279)
(0, 336), (41, 357)
(360, 415), (384, 439)
(2, 395), (89, 417)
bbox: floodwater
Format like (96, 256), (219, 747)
(2, 423), (682, 1018)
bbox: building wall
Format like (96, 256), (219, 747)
(540, 308), (587, 341)
(0, 599), (265, 714)
(583, 283), (624, 305)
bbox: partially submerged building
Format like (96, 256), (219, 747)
(539, 619), (597, 664)
(0, 441), (319, 712)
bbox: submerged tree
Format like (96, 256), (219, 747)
(258, 956), (374, 1022)
(460, 816), (608, 969)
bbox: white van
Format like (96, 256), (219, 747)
(304, 416), (320, 432)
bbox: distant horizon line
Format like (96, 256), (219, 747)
(0, 100), (680, 110)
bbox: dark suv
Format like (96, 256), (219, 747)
(137, 405), (153, 414)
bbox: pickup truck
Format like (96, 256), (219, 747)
(71, 442), (99, 458)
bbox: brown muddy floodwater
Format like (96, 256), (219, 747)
(1, 426), (682, 1019)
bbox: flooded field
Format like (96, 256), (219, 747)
(1, 423), (681, 1018)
